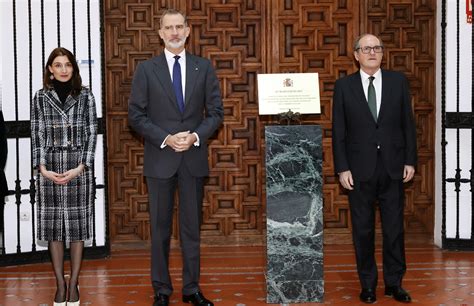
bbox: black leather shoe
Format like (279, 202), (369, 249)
(153, 293), (169, 306)
(359, 288), (377, 304)
(182, 291), (214, 306)
(385, 286), (412, 303)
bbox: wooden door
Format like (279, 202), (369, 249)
(104, 0), (435, 245)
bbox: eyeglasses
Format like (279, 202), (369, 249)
(52, 62), (73, 69)
(356, 45), (384, 54)
(161, 24), (186, 32)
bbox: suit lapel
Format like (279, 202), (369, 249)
(43, 90), (69, 120)
(377, 69), (391, 123)
(63, 95), (79, 112)
(152, 54), (180, 113)
(185, 53), (200, 107)
(348, 72), (376, 122)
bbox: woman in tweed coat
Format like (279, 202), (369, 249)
(31, 47), (97, 306)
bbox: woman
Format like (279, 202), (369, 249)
(31, 47), (97, 306)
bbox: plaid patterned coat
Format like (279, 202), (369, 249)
(31, 87), (97, 242)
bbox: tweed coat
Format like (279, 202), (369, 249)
(31, 87), (97, 242)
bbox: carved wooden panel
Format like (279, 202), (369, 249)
(185, 1), (266, 244)
(104, 0), (436, 244)
(266, 1), (361, 244)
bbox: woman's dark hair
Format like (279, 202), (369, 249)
(43, 47), (82, 96)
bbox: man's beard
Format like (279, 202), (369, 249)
(166, 38), (185, 49)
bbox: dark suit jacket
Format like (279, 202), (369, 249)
(128, 52), (223, 178)
(332, 69), (417, 181)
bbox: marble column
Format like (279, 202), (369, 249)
(265, 125), (323, 303)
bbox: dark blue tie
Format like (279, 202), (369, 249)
(173, 55), (185, 113)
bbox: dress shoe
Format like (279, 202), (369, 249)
(385, 286), (412, 303)
(359, 288), (377, 304)
(182, 291), (214, 306)
(153, 293), (169, 306)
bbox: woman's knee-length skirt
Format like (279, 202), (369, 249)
(36, 148), (94, 242)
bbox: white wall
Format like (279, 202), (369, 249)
(0, 0), (106, 253)
(435, 0), (473, 246)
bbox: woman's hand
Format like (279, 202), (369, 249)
(56, 164), (85, 185)
(40, 164), (85, 185)
(39, 164), (65, 184)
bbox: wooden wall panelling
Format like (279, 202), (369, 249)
(105, 0), (167, 242)
(104, 0), (436, 245)
(186, 1), (267, 244)
(267, 0), (362, 244)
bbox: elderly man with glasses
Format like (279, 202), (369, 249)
(332, 33), (417, 304)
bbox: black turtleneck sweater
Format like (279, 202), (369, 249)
(52, 79), (72, 104)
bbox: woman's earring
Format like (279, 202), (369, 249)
(50, 75), (54, 80)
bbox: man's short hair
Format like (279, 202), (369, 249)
(353, 34), (383, 51)
(159, 9), (188, 28)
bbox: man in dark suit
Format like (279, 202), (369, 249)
(128, 9), (223, 306)
(332, 34), (417, 304)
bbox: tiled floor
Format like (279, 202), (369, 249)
(0, 243), (473, 305)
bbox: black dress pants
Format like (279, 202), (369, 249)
(348, 153), (406, 289)
(147, 161), (204, 296)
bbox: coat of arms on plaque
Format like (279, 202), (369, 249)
(283, 78), (293, 87)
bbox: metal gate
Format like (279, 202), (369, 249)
(441, 0), (474, 250)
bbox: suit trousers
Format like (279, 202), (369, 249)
(147, 161), (204, 296)
(348, 151), (406, 289)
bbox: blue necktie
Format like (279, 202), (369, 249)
(173, 55), (185, 113)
